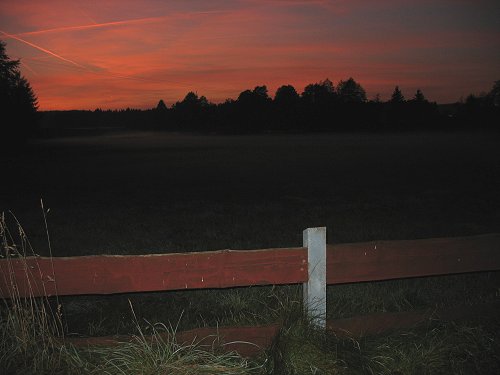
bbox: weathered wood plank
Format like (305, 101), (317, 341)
(2, 233), (499, 298)
(0, 247), (308, 297)
(326, 233), (500, 284)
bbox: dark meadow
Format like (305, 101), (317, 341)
(2, 128), (500, 257)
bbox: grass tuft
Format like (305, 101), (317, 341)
(77, 325), (260, 374)
(0, 213), (261, 374)
(0, 212), (67, 374)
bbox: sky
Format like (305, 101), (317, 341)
(1, 0), (499, 110)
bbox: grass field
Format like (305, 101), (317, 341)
(2, 130), (500, 256)
(2, 130), (500, 373)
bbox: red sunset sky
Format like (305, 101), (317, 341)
(1, 0), (499, 110)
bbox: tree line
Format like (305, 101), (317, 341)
(164, 79), (443, 133)
(1, 39), (499, 142)
(43, 78), (498, 135)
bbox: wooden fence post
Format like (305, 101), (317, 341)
(303, 227), (327, 328)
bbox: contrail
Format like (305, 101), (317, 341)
(20, 61), (38, 75)
(14, 11), (228, 37)
(20, 46), (192, 87)
(1, 20), (199, 88)
(0, 30), (86, 69)
(14, 16), (167, 37)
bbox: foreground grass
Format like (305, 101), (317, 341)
(64, 324), (260, 375)
(0, 213), (261, 374)
(2, 213), (499, 374)
(3, 293), (499, 374)
(268, 312), (500, 374)
(1, 305), (261, 375)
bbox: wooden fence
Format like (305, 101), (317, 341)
(1, 228), (500, 327)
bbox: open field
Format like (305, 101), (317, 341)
(2, 130), (500, 256)
(2, 130), (500, 373)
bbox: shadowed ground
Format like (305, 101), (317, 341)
(1, 130), (499, 256)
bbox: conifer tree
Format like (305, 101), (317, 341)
(390, 86), (405, 103)
(0, 40), (38, 144)
(413, 89), (426, 102)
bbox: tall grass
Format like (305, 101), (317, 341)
(0, 212), (261, 374)
(0, 212), (66, 373)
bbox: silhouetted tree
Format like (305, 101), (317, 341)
(487, 80), (500, 107)
(237, 86), (270, 106)
(199, 95), (210, 108)
(172, 91), (213, 129)
(371, 93), (382, 103)
(405, 89), (440, 129)
(274, 85), (301, 130)
(151, 99), (169, 129)
(156, 99), (167, 111)
(0, 40), (38, 145)
(321, 78), (335, 94)
(234, 86), (272, 131)
(253, 85), (269, 101)
(300, 79), (338, 130)
(385, 86), (408, 129)
(181, 92), (199, 106)
(336, 77), (367, 103)
(335, 78), (373, 130)
(274, 85), (299, 105)
(413, 89), (426, 103)
(237, 89), (253, 103)
(301, 79), (335, 105)
(456, 81), (500, 129)
(390, 86), (405, 103)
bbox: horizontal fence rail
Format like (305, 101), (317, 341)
(326, 233), (500, 284)
(1, 233), (499, 300)
(0, 248), (307, 298)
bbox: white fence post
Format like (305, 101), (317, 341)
(303, 227), (327, 328)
